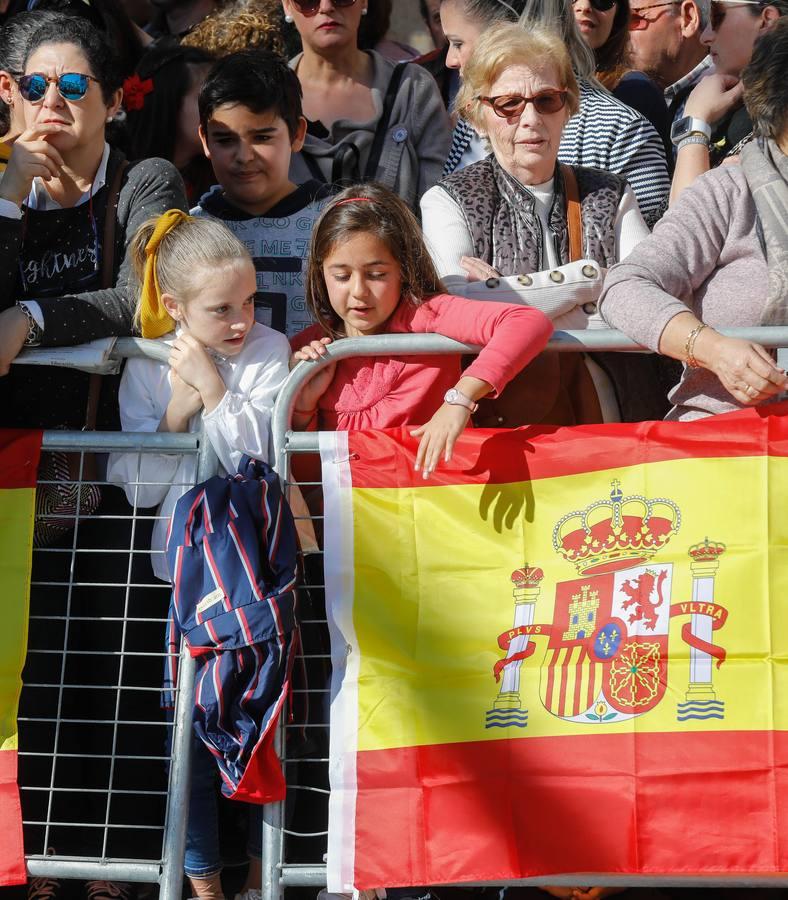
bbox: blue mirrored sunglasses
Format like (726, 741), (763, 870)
(17, 72), (98, 102)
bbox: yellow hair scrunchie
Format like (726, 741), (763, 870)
(139, 209), (192, 339)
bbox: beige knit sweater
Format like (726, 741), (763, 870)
(599, 165), (770, 420)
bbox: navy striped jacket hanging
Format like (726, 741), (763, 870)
(164, 456), (300, 803)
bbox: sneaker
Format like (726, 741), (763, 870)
(85, 882), (135, 900)
(28, 848), (59, 900)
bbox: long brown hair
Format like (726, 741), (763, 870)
(305, 183), (446, 339)
(594, 0), (633, 88)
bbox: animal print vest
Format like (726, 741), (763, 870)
(438, 155), (626, 273)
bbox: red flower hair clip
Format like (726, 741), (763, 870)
(123, 73), (154, 112)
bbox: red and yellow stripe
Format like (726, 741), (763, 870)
(0, 430), (42, 885)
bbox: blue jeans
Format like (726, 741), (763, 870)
(177, 730), (264, 879)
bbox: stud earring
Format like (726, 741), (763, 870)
(106, 115), (113, 123)
(361, 5), (367, 12)
(285, 13), (293, 21)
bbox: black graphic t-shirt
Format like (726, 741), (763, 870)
(4, 194), (110, 430)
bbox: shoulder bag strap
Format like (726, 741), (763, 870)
(560, 163), (583, 263)
(363, 61), (408, 181)
(85, 154), (129, 430)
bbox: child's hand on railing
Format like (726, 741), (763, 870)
(290, 338), (336, 422)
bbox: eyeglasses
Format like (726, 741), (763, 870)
(476, 90), (568, 118)
(628, 0), (678, 29)
(290, 0), (357, 15)
(574, 0), (617, 12)
(17, 72), (99, 103)
(709, 0), (764, 30)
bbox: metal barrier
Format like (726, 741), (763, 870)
(266, 327), (788, 899)
(13, 339), (220, 899)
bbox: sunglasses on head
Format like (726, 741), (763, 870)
(477, 90), (568, 118)
(291, 0), (357, 15)
(17, 72), (98, 102)
(709, 0), (764, 29)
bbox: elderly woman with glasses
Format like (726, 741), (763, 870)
(668, 0), (786, 201)
(600, 17), (788, 420)
(440, 0), (671, 227)
(420, 21), (674, 427)
(282, 0), (450, 208)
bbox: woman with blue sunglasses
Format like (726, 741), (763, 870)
(0, 13), (187, 410)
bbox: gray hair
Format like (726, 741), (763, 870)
(517, 0), (598, 79)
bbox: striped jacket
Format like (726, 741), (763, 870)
(444, 79), (670, 228)
(164, 456), (300, 803)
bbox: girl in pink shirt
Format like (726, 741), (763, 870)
(291, 183), (553, 478)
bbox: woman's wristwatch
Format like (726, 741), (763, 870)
(671, 115), (711, 149)
(444, 388), (478, 413)
(16, 301), (43, 346)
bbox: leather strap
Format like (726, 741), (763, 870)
(85, 154), (129, 431)
(561, 164), (583, 263)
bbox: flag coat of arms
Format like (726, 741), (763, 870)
(0, 430), (42, 885)
(319, 407), (788, 891)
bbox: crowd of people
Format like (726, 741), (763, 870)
(1, 0), (787, 897)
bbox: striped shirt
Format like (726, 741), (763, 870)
(444, 79), (671, 228)
(558, 80), (670, 227)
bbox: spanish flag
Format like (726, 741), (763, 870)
(320, 406), (788, 891)
(0, 430), (41, 885)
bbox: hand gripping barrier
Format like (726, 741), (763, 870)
(13, 338), (220, 900)
(264, 327), (788, 900)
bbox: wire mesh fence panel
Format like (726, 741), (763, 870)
(19, 430), (206, 893)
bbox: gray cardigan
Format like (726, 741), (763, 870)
(599, 165), (768, 420)
(289, 50), (451, 208)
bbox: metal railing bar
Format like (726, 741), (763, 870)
(41, 431), (199, 452)
(26, 859), (162, 883)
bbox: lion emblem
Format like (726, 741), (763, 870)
(619, 569), (667, 631)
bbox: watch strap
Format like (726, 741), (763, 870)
(17, 301), (42, 347)
(444, 388), (478, 413)
(677, 134), (711, 151)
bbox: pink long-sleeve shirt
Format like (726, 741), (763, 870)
(292, 293), (553, 431)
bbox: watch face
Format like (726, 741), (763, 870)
(671, 116), (690, 143)
(445, 389), (458, 403)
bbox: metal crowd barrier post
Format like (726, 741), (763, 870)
(14, 341), (220, 900)
(264, 327), (788, 900)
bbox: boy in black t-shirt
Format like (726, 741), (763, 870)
(193, 50), (332, 338)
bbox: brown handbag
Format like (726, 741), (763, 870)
(472, 164), (605, 429)
(34, 157), (129, 546)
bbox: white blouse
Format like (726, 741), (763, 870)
(107, 322), (290, 581)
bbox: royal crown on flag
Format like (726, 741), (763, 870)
(688, 537), (726, 561)
(511, 566), (544, 587)
(552, 480), (681, 575)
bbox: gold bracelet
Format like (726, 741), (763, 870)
(685, 323), (707, 369)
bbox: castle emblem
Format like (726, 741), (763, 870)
(486, 482), (729, 728)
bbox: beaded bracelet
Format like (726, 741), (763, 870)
(685, 323), (707, 369)
(16, 301), (43, 347)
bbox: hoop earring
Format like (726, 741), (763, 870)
(285, 13), (294, 21)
